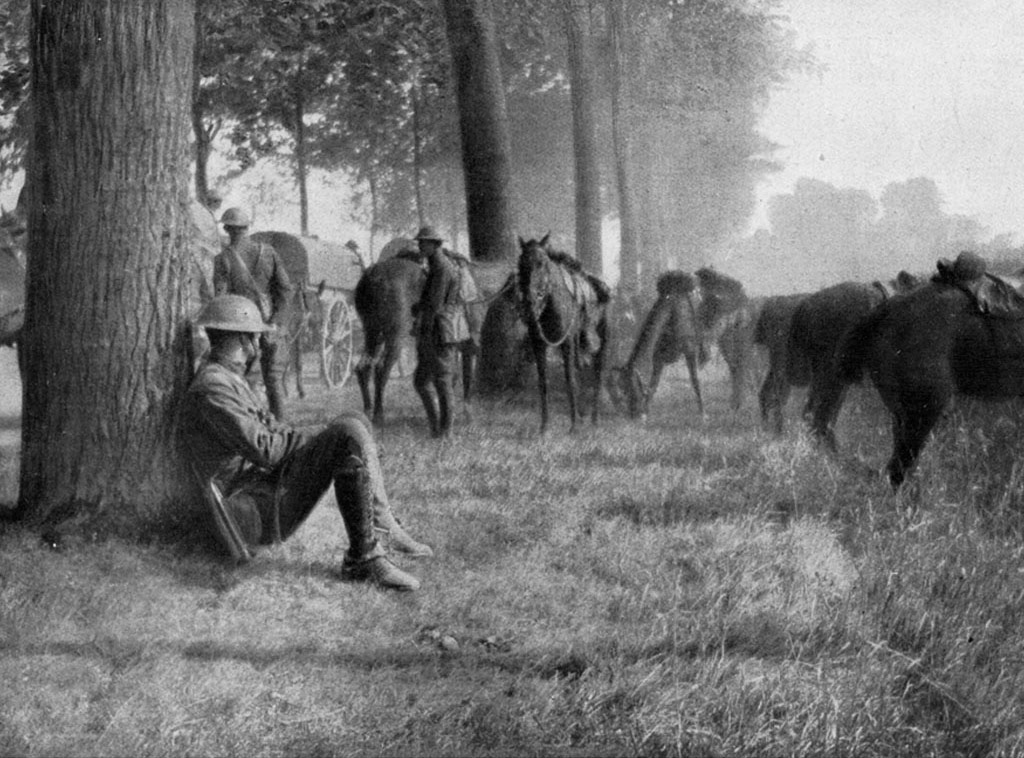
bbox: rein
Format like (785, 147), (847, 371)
(525, 257), (580, 348)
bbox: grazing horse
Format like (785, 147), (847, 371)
(789, 273), (920, 449)
(615, 268), (753, 419)
(0, 208), (26, 350)
(354, 251), (485, 428)
(517, 234), (611, 433)
(615, 271), (705, 419)
(838, 262), (1024, 487)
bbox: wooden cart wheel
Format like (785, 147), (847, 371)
(320, 296), (355, 389)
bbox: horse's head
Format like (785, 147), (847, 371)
(517, 233), (552, 318)
(613, 364), (649, 420)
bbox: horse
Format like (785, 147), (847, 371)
(753, 292), (810, 435)
(249, 231), (314, 400)
(517, 234), (611, 433)
(694, 267), (760, 411)
(354, 250), (485, 429)
(790, 273), (921, 450)
(838, 266), (1024, 487)
(614, 268), (753, 420)
(614, 271), (705, 419)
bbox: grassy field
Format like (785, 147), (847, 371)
(3, 356), (1024, 757)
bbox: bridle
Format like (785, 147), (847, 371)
(521, 247), (579, 348)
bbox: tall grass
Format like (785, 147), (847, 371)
(3, 359), (1024, 756)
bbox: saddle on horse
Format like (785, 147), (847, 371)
(934, 251), (1024, 320)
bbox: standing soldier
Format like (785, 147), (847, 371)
(213, 207), (294, 420)
(412, 226), (469, 439)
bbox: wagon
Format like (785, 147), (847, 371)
(250, 231), (362, 390)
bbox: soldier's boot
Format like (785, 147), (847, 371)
(374, 503), (434, 558)
(335, 458), (419, 591)
(436, 381), (453, 438)
(415, 383), (441, 437)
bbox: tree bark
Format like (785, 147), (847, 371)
(609, 0), (640, 295)
(20, 0), (197, 529)
(563, 0), (603, 275)
(294, 93), (309, 236)
(440, 0), (516, 263)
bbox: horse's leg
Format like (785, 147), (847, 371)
(590, 345), (604, 425)
(680, 353), (704, 417)
(294, 336), (305, 399)
(887, 390), (947, 488)
(373, 339), (401, 428)
(810, 369), (847, 452)
(759, 366), (782, 432)
(355, 337), (380, 420)
(531, 336), (549, 433)
(561, 339), (579, 432)
(413, 349), (441, 437)
(460, 340), (474, 423)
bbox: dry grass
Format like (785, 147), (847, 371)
(3, 357), (1024, 756)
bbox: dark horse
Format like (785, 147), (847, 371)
(758, 273), (920, 447)
(249, 230), (317, 400)
(354, 251), (481, 428)
(754, 292), (810, 434)
(517, 235), (611, 433)
(838, 271), (1024, 487)
(614, 268), (754, 419)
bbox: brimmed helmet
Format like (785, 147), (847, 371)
(220, 207), (250, 228)
(414, 226), (443, 243)
(196, 295), (272, 333)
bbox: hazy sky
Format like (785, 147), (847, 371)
(752, 0), (1024, 241)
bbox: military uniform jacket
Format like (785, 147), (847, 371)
(213, 237), (294, 328)
(179, 358), (309, 495)
(418, 249), (470, 344)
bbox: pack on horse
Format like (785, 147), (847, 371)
(838, 252), (1024, 487)
(249, 231), (316, 399)
(517, 234), (611, 433)
(354, 247), (487, 429)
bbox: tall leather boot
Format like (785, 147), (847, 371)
(335, 457), (419, 591)
(436, 377), (454, 439)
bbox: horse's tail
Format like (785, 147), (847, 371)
(836, 303), (886, 384)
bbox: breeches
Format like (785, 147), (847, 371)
(414, 338), (458, 386)
(226, 411), (381, 545)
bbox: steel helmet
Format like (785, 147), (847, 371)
(219, 207), (251, 228)
(414, 226), (443, 243)
(196, 295), (273, 333)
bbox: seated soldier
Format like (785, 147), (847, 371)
(178, 294), (431, 591)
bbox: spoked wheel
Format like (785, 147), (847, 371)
(320, 296), (355, 389)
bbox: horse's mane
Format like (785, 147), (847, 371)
(656, 271), (696, 296)
(547, 249), (584, 273)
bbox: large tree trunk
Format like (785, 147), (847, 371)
(563, 0), (603, 275)
(441, 0), (516, 263)
(294, 93), (309, 236)
(19, 0), (197, 530)
(609, 0), (640, 295)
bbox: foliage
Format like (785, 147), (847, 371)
(0, 0), (28, 185)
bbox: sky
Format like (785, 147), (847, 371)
(752, 0), (1024, 241)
